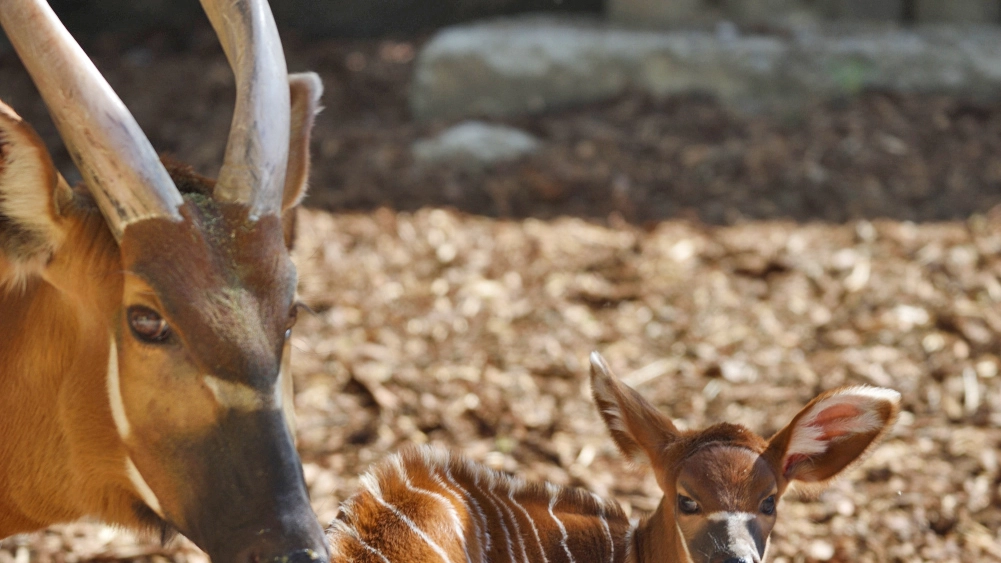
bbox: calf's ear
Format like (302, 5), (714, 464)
(590, 352), (681, 467)
(765, 386), (900, 486)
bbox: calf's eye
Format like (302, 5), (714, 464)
(760, 495), (776, 516)
(677, 495), (699, 515)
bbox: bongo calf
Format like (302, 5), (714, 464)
(327, 352), (900, 563)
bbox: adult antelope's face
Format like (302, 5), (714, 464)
(0, 1), (327, 561)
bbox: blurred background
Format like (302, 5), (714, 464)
(2, 0), (1001, 224)
(2, 1), (1001, 561)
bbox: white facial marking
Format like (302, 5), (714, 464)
(705, 511), (756, 522)
(126, 458), (164, 517)
(106, 338), (131, 439)
(675, 519), (695, 563)
(203, 375), (278, 412)
(724, 513), (760, 561)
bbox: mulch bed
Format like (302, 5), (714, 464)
(1, 29), (1000, 563)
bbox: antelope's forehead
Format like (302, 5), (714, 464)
(123, 197), (293, 286)
(119, 202), (295, 379)
(677, 446), (776, 508)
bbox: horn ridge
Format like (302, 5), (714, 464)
(201, 0), (290, 218)
(0, 0), (183, 241)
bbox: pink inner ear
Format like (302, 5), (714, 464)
(783, 453), (808, 476)
(810, 403), (863, 440)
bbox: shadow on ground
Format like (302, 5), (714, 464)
(2, 30), (1000, 227)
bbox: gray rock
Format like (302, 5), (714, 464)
(915, 0), (999, 24)
(411, 16), (789, 120)
(412, 121), (541, 167)
(411, 16), (1001, 120)
(607, 0), (904, 28)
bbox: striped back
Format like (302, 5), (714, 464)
(327, 446), (633, 563)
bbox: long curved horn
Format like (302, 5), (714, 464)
(0, 0), (183, 241)
(200, 0), (290, 218)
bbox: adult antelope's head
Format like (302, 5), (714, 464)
(0, 1), (326, 561)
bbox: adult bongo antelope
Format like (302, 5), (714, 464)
(327, 352), (900, 563)
(0, 0), (328, 561)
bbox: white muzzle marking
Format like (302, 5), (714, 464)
(203, 375), (279, 412)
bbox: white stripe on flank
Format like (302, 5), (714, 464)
(331, 519), (393, 563)
(473, 470), (515, 562)
(370, 484), (453, 563)
(508, 487), (549, 563)
(106, 338), (131, 439)
(623, 525), (636, 563)
(440, 457), (491, 557)
(126, 458), (163, 517)
(485, 476), (529, 563)
(545, 483), (575, 563)
(392, 457), (471, 563)
(591, 493), (614, 563)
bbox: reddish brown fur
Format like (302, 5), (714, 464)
(328, 447), (632, 563)
(0, 69), (328, 561)
(1, 173), (162, 533)
(327, 355), (900, 563)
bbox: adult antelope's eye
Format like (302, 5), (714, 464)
(760, 495), (776, 516)
(677, 495), (700, 515)
(128, 306), (171, 343)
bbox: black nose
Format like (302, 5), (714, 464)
(269, 548), (325, 563)
(721, 558), (751, 563)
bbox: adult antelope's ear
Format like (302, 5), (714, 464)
(590, 351), (681, 465)
(281, 72), (323, 249)
(764, 386), (900, 487)
(0, 100), (74, 290)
